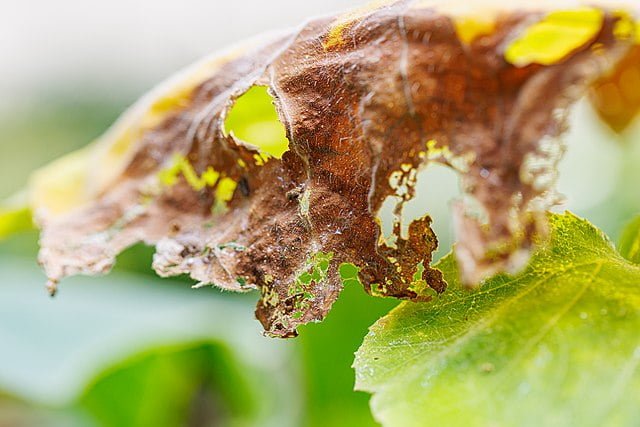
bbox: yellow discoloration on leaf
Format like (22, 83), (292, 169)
(323, 20), (352, 51)
(158, 154), (221, 191)
(613, 10), (636, 40)
(411, 0), (503, 44)
(413, 0), (634, 16)
(24, 48), (247, 219)
(505, 8), (605, 67)
(24, 1), (640, 337)
(609, 9), (640, 44)
(425, 139), (452, 160)
(158, 154), (236, 212)
(29, 148), (93, 216)
(424, 139), (474, 172)
(214, 177), (238, 206)
(252, 152), (271, 166)
(90, 51), (241, 194)
(323, 0), (394, 50)
(454, 16), (497, 45)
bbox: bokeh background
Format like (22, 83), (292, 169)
(1, 1), (639, 426)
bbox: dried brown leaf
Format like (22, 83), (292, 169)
(33, 1), (639, 336)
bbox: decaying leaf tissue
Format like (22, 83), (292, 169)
(27, 1), (639, 336)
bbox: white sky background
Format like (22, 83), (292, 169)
(0, 0), (361, 109)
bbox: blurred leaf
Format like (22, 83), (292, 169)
(0, 393), (88, 427)
(78, 343), (258, 427)
(619, 216), (640, 264)
(0, 205), (32, 240)
(355, 212), (640, 427)
(298, 283), (397, 427)
(0, 256), (300, 427)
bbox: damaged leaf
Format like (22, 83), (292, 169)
(21, 1), (640, 336)
(354, 212), (640, 427)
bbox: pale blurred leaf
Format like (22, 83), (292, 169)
(619, 216), (640, 264)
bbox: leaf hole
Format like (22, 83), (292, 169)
(223, 85), (290, 160)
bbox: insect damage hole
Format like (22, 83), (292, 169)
(223, 85), (290, 160)
(402, 163), (461, 260)
(375, 162), (461, 259)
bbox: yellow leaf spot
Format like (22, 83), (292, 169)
(158, 154), (220, 191)
(214, 177), (238, 212)
(454, 16), (496, 45)
(324, 20), (352, 51)
(505, 8), (604, 67)
(425, 139), (452, 159)
(253, 152), (271, 166)
(613, 11), (635, 41)
(216, 177), (237, 202)
(159, 154), (237, 211)
(200, 168), (221, 188)
(323, 0), (394, 50)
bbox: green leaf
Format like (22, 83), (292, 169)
(0, 205), (32, 240)
(0, 191), (33, 240)
(298, 279), (398, 427)
(0, 255), (299, 427)
(354, 212), (640, 427)
(78, 342), (260, 427)
(619, 216), (640, 264)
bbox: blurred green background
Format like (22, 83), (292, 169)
(1, 1), (639, 426)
